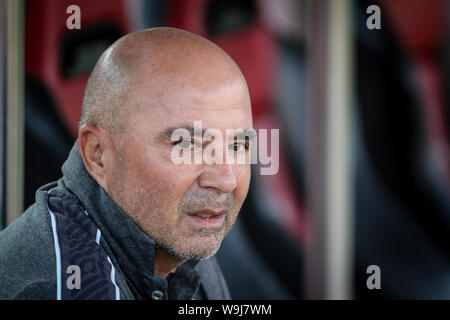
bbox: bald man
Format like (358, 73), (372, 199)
(0, 27), (253, 300)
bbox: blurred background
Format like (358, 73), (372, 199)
(0, 0), (449, 299)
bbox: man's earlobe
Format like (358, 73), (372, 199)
(78, 126), (109, 190)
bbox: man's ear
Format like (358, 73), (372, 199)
(78, 125), (114, 191)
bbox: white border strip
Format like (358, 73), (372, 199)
(107, 256), (120, 300)
(48, 209), (62, 300)
(96, 228), (120, 300)
(95, 229), (101, 244)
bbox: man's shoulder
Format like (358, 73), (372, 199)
(2, 281), (56, 300)
(194, 256), (231, 300)
(0, 183), (57, 299)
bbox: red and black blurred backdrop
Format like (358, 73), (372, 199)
(17, 0), (450, 299)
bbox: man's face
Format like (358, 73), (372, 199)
(107, 72), (253, 260)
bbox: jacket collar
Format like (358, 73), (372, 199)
(60, 142), (199, 299)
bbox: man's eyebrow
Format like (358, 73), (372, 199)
(158, 126), (257, 140)
(158, 126), (206, 141)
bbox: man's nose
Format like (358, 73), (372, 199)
(198, 164), (237, 193)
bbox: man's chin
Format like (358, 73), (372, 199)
(156, 239), (223, 261)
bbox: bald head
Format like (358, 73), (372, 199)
(79, 27), (248, 139)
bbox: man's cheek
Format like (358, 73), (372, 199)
(236, 177), (251, 202)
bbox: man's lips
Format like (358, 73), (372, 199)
(186, 209), (227, 229)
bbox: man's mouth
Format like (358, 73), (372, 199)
(186, 209), (227, 229)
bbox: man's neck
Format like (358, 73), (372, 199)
(154, 248), (186, 279)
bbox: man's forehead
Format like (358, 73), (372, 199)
(123, 75), (251, 125)
(130, 72), (250, 105)
(124, 101), (253, 140)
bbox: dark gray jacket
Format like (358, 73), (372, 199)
(0, 142), (230, 300)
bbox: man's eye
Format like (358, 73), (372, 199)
(178, 140), (194, 149)
(174, 139), (200, 150)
